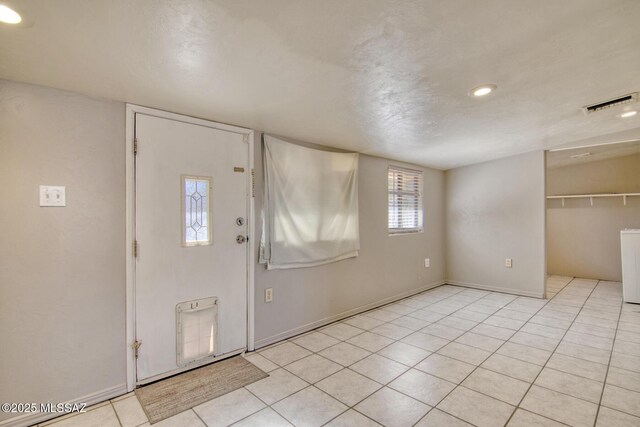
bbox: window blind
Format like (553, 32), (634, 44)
(388, 166), (423, 233)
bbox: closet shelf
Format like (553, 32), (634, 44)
(547, 193), (640, 207)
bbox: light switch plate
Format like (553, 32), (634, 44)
(505, 258), (512, 268)
(265, 288), (273, 303)
(424, 258), (430, 268)
(40, 185), (66, 207)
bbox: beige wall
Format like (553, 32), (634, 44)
(0, 80), (126, 423)
(445, 151), (546, 298)
(547, 153), (640, 281)
(2, 79), (562, 425)
(0, 80), (446, 424)
(253, 135), (446, 346)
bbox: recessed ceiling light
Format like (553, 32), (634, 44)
(621, 111), (637, 118)
(470, 84), (497, 97)
(0, 5), (21, 24)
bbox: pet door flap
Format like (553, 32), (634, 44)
(176, 297), (218, 366)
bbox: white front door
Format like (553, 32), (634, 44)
(134, 113), (249, 383)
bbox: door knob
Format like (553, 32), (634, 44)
(236, 235), (247, 244)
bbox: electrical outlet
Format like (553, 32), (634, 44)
(39, 185), (66, 207)
(505, 258), (512, 268)
(265, 288), (273, 303)
(424, 258), (430, 268)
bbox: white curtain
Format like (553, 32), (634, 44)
(260, 135), (360, 269)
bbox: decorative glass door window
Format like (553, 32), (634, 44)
(181, 175), (212, 246)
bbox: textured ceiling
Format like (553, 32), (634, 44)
(1, 0), (640, 169)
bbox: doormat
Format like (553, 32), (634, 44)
(135, 355), (268, 424)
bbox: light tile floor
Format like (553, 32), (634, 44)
(40, 276), (640, 427)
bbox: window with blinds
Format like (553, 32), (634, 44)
(388, 166), (423, 234)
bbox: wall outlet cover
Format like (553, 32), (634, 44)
(265, 288), (273, 303)
(39, 185), (66, 207)
(505, 258), (512, 268)
(424, 258), (430, 268)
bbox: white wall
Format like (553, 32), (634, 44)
(253, 135), (446, 346)
(0, 80), (126, 424)
(445, 151), (546, 298)
(547, 153), (640, 281)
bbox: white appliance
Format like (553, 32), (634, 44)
(621, 229), (640, 303)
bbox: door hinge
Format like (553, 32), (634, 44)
(243, 134), (248, 143)
(251, 168), (255, 198)
(133, 137), (138, 155)
(132, 340), (142, 358)
(133, 240), (138, 258)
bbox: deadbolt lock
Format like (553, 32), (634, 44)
(236, 235), (247, 244)
(236, 217), (245, 226)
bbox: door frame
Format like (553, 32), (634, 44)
(125, 104), (256, 391)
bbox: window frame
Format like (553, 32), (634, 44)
(387, 166), (424, 235)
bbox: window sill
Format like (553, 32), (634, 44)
(388, 229), (424, 236)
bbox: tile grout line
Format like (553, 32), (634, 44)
(251, 317), (412, 426)
(38, 401), (113, 427)
(454, 281), (612, 421)
(365, 287), (555, 426)
(248, 383), (315, 427)
(299, 286), (483, 359)
(508, 409), (574, 427)
(314, 366), (385, 427)
(404, 292), (546, 425)
(147, 280), (599, 427)
(108, 401), (125, 427)
(321, 288), (506, 427)
(412, 282), (570, 426)
(191, 406), (209, 426)
(316, 287), (494, 426)
(203, 280), (615, 427)
(503, 278), (605, 426)
(269, 384), (324, 426)
(278, 292), (428, 350)
(258, 286), (499, 426)
(595, 369), (640, 395)
(591, 290), (625, 426)
(249, 278), (619, 426)
(352, 293), (499, 356)
(48, 277), (624, 427)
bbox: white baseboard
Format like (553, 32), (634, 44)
(0, 383), (127, 427)
(445, 280), (544, 299)
(254, 280), (445, 349)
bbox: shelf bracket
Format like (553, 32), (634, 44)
(561, 197), (565, 208)
(590, 197), (593, 207)
(623, 195), (627, 206)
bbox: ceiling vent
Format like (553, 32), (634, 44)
(582, 92), (638, 115)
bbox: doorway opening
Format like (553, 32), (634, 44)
(545, 140), (640, 297)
